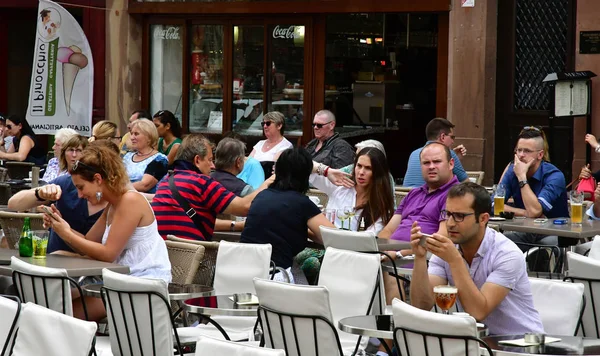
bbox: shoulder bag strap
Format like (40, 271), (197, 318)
(168, 171), (205, 230)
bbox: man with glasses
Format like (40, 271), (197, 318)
(410, 182), (543, 336)
(403, 117), (469, 187)
(305, 109), (355, 169)
(499, 126), (568, 249)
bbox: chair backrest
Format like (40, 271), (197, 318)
(307, 189), (329, 208)
(11, 302), (97, 356)
(394, 191), (410, 207)
(195, 335), (285, 356)
(213, 240), (272, 295)
(0, 212), (45, 250)
(466, 171), (485, 185)
(515, 242), (562, 277)
(529, 277), (585, 335)
(392, 299), (492, 356)
(254, 278), (343, 356)
(10, 256), (74, 317)
(318, 247), (381, 353)
(167, 235), (220, 286)
(5, 162), (35, 180)
(587, 235), (600, 260)
(166, 240), (205, 284)
(102, 268), (179, 356)
(0, 295), (21, 356)
(566, 251), (600, 338)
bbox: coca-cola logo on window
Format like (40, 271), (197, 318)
(272, 25), (302, 39)
(154, 26), (181, 40)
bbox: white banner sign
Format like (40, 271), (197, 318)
(26, 0), (93, 135)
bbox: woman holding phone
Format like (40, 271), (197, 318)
(45, 142), (170, 321)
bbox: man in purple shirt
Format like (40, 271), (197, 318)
(410, 182), (543, 335)
(379, 142), (459, 242)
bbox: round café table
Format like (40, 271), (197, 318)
(81, 283), (214, 300)
(183, 294), (259, 317)
(483, 334), (600, 355)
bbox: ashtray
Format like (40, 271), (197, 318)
(232, 293), (253, 303)
(524, 332), (545, 344)
(499, 211), (515, 219)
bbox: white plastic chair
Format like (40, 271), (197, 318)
(193, 241), (272, 342)
(0, 295), (21, 356)
(194, 335), (285, 356)
(253, 278), (344, 356)
(529, 277), (585, 335)
(586, 235), (600, 260)
(101, 268), (184, 356)
(10, 256), (86, 318)
(566, 251), (600, 337)
(391, 298), (493, 356)
(318, 247), (381, 354)
(11, 302), (97, 356)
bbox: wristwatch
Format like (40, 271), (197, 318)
(518, 180), (528, 188)
(34, 188), (44, 201)
(230, 221), (236, 232)
(395, 251), (403, 260)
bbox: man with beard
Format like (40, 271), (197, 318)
(409, 182), (544, 336)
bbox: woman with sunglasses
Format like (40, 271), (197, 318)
(311, 147), (394, 234)
(153, 110), (182, 166)
(44, 142), (171, 321)
(0, 115), (47, 165)
(8, 135), (104, 256)
(250, 111), (293, 161)
(88, 120), (121, 145)
(42, 127), (78, 182)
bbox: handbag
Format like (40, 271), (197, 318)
(168, 171), (205, 230)
(577, 176), (596, 201)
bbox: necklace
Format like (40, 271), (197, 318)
(264, 137), (283, 150)
(136, 149), (155, 157)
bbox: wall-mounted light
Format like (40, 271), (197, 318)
(294, 26), (305, 47)
(234, 26), (239, 45)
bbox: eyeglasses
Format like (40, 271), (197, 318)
(440, 209), (475, 222)
(260, 121), (272, 127)
(66, 148), (83, 155)
(515, 148), (542, 155)
(312, 121), (333, 129)
(72, 160), (98, 174)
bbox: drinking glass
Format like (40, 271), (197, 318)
(494, 184), (506, 216)
(31, 230), (49, 259)
(337, 208), (347, 230)
(324, 209), (336, 224)
(570, 191), (584, 225)
(344, 206), (355, 228)
(433, 285), (458, 314)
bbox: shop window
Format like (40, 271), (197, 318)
(268, 25), (305, 136)
(150, 24), (183, 121)
(189, 25), (224, 133)
(232, 25), (265, 135)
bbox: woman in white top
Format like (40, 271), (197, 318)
(45, 142), (171, 321)
(250, 111), (293, 162)
(310, 147), (394, 235)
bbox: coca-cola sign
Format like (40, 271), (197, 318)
(272, 25), (302, 39)
(154, 26), (180, 40)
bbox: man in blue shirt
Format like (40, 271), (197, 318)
(499, 127), (569, 249)
(403, 118), (469, 187)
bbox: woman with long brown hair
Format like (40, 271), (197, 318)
(310, 147), (394, 234)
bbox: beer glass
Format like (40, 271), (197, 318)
(31, 230), (49, 259)
(570, 191), (584, 225)
(434, 285), (458, 314)
(324, 209), (336, 224)
(494, 184), (506, 216)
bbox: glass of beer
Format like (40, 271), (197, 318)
(570, 191), (584, 225)
(434, 285), (458, 314)
(494, 184), (506, 216)
(31, 230), (49, 259)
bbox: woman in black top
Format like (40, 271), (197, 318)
(241, 147), (335, 281)
(0, 115), (46, 165)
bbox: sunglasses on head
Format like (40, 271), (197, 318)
(312, 122), (332, 129)
(523, 126), (541, 132)
(5, 125), (11, 130)
(72, 160), (98, 174)
(260, 121), (272, 127)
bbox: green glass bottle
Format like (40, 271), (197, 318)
(18, 217), (33, 257)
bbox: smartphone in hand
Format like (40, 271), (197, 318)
(42, 206), (59, 221)
(419, 232), (433, 246)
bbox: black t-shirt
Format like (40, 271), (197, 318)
(240, 188), (322, 269)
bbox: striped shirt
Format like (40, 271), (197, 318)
(402, 141), (468, 187)
(151, 160), (236, 241)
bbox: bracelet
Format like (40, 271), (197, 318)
(34, 188), (44, 201)
(395, 251), (403, 260)
(317, 163), (324, 176)
(324, 166), (330, 177)
(230, 221), (236, 232)
(595, 145), (600, 153)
